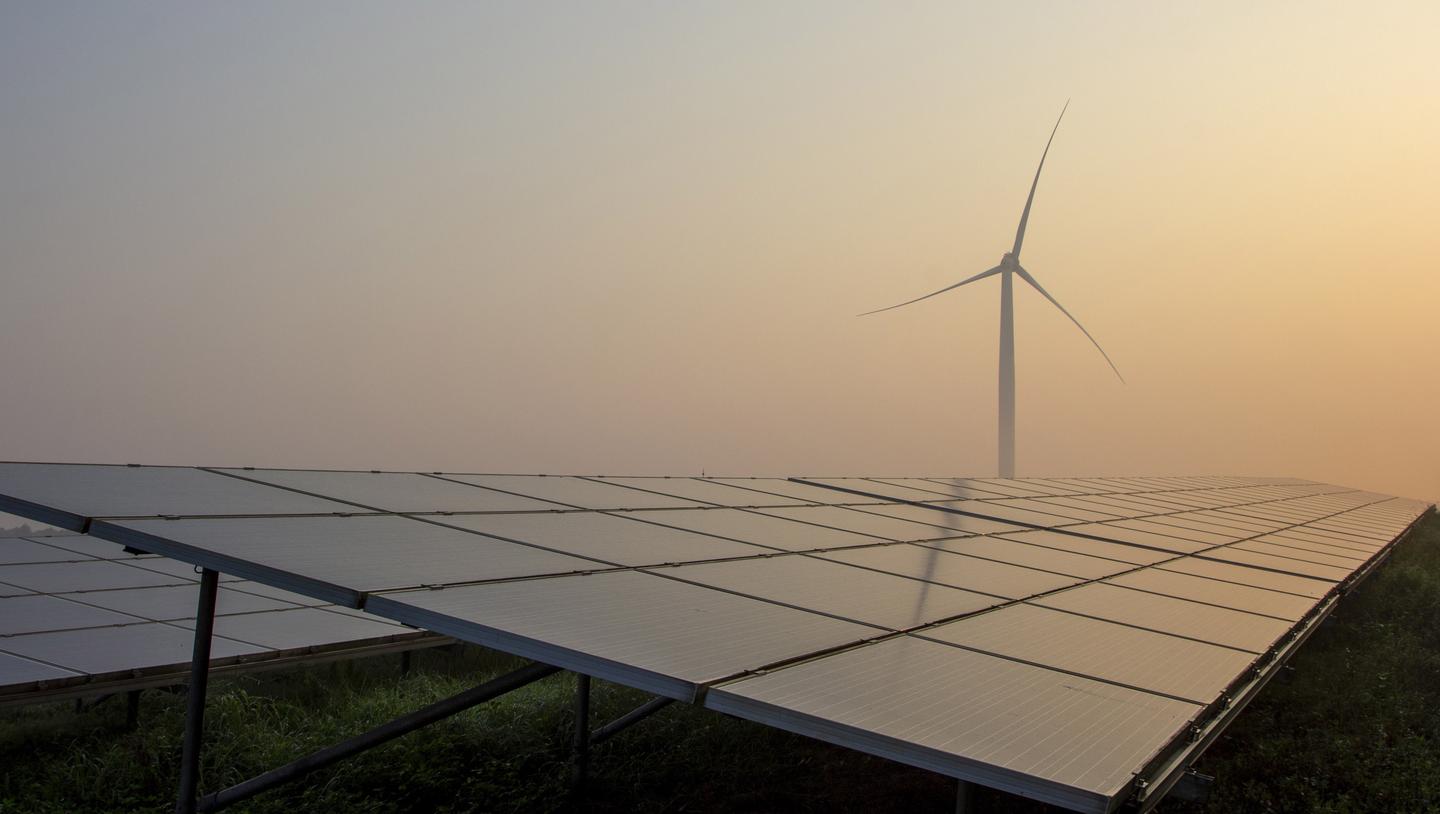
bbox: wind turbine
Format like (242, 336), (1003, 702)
(860, 102), (1123, 478)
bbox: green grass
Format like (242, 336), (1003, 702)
(1, 513), (1436, 814)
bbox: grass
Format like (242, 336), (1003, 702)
(1, 513), (1436, 814)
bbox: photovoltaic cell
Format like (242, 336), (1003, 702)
(650, 554), (1002, 630)
(753, 506), (979, 542)
(0, 463), (353, 529)
(1, 538), (93, 565)
(97, 514), (598, 605)
(817, 544), (1083, 599)
(991, 529), (1173, 565)
(176, 606), (410, 651)
(617, 508), (884, 552)
(1231, 540), (1366, 568)
(0, 560), (188, 593)
(920, 536), (1132, 580)
(1200, 548), (1351, 582)
(865, 478), (1011, 500)
(77, 583), (302, 621)
(846, 503), (1028, 536)
(0, 594), (144, 636)
(0, 651), (79, 684)
(1, 623), (266, 676)
(1109, 519), (1239, 545)
(0, 534), (440, 703)
(582, 477), (806, 507)
(1063, 524), (1210, 554)
(1032, 583), (1292, 653)
(432, 474), (704, 510)
(704, 478), (895, 505)
(440, 511), (773, 566)
(917, 603), (1254, 703)
(1155, 557), (1332, 598)
(216, 469), (558, 513)
(988, 498), (1120, 522)
(1105, 569), (1319, 620)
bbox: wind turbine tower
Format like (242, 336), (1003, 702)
(862, 102), (1123, 477)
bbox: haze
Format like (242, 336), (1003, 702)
(1, 3), (1436, 501)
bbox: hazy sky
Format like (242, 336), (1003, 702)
(1, 3), (1437, 501)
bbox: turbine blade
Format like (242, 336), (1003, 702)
(1015, 265), (1125, 383)
(1011, 100), (1069, 259)
(858, 265), (1004, 317)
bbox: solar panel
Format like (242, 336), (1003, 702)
(613, 507), (886, 551)
(0, 463), (1429, 812)
(441, 511), (773, 565)
(367, 570), (875, 702)
(0, 463), (355, 529)
(706, 635), (1201, 813)
(817, 543), (1084, 598)
(920, 535), (1132, 579)
(648, 554), (1001, 630)
(433, 474), (706, 510)
(915, 603), (1254, 703)
(580, 476), (809, 507)
(0, 533), (441, 705)
(1031, 582), (1293, 653)
(96, 514), (598, 606)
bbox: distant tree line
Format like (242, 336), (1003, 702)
(0, 516), (58, 537)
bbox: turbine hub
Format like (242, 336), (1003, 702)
(1000, 252), (1018, 268)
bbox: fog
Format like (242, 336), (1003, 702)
(2, 3), (1436, 500)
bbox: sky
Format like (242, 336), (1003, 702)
(1, 2), (1437, 501)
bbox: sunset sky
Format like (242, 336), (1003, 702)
(1, 3), (1436, 501)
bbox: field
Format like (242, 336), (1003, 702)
(2, 513), (1436, 814)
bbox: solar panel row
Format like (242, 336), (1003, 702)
(0, 463), (1428, 812)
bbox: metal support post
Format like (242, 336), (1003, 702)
(126, 689), (142, 731)
(400, 650), (412, 678)
(956, 779), (976, 813)
(196, 661), (560, 811)
(571, 673), (591, 790)
(589, 696), (673, 746)
(175, 568), (220, 814)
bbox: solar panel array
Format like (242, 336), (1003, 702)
(0, 532), (438, 704)
(0, 463), (1429, 812)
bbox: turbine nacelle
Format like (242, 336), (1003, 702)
(1000, 252), (1020, 269)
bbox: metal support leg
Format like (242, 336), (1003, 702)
(196, 661), (560, 811)
(175, 568), (220, 814)
(126, 689), (142, 731)
(956, 779), (976, 813)
(571, 673), (591, 791)
(400, 650), (412, 678)
(589, 696), (673, 746)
